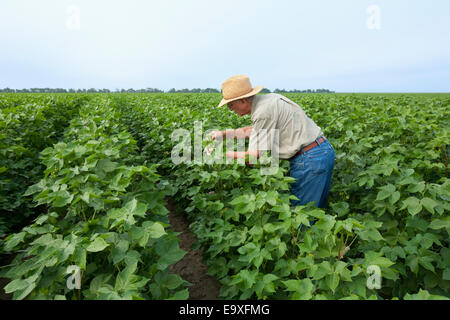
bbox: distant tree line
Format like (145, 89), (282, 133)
(0, 88), (163, 93)
(167, 88), (220, 93)
(272, 88), (335, 93)
(0, 87), (334, 93)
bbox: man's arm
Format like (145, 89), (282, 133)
(213, 126), (260, 164)
(225, 149), (260, 161)
(227, 117), (277, 163)
(211, 126), (252, 140)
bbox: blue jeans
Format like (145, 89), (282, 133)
(289, 138), (335, 209)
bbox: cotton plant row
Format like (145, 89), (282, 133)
(0, 97), (188, 300)
(0, 94), (89, 239)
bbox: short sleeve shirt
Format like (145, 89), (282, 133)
(248, 93), (324, 159)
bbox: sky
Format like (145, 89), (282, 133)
(0, 0), (449, 92)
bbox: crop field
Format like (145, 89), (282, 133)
(0, 92), (449, 300)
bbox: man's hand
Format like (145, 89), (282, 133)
(210, 130), (224, 141)
(225, 150), (259, 166)
(225, 150), (236, 159)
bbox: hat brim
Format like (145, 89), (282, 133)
(217, 85), (264, 108)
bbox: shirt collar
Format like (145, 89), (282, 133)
(251, 95), (262, 115)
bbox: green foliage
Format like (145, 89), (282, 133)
(0, 94), (89, 236)
(115, 92), (449, 300)
(1, 92), (449, 300)
(0, 97), (187, 299)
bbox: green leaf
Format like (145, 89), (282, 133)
(300, 232), (318, 253)
(402, 197), (422, 216)
(418, 256), (435, 273)
(124, 250), (141, 267)
(311, 261), (332, 280)
(389, 191), (401, 205)
(283, 278), (314, 300)
(407, 182), (425, 193)
(115, 263), (138, 291)
(89, 274), (112, 296)
(3, 279), (29, 293)
(406, 255), (419, 274)
(230, 269), (258, 289)
(314, 215), (336, 232)
(265, 190), (278, 206)
(229, 194), (256, 213)
(421, 197), (438, 214)
(325, 273), (339, 293)
(23, 181), (44, 196)
(398, 171), (416, 185)
(229, 194), (249, 205)
(263, 223), (281, 233)
(376, 184), (395, 201)
(108, 199), (148, 228)
(86, 237), (109, 252)
(358, 228), (384, 241)
(429, 217), (450, 230)
(406, 216), (428, 232)
(11, 272), (40, 300)
(249, 225), (263, 241)
(404, 289), (449, 300)
(111, 240), (129, 265)
(271, 203), (291, 219)
(422, 233), (442, 247)
(164, 274), (185, 290)
(443, 268), (450, 281)
(13, 282), (36, 300)
(52, 190), (74, 207)
(365, 251), (395, 268)
(331, 202), (349, 217)
(168, 289), (189, 300)
(424, 272), (439, 288)
(145, 221), (166, 239)
(391, 246), (406, 259)
(97, 159), (118, 173)
(35, 215), (49, 225)
(262, 274), (278, 294)
(73, 246), (87, 269)
(293, 213), (310, 229)
(155, 238), (186, 270)
(4, 232), (26, 251)
(126, 198), (148, 219)
(226, 230), (247, 247)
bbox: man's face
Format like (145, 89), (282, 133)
(227, 99), (251, 116)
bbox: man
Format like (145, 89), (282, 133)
(211, 75), (335, 209)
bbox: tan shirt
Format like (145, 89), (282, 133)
(248, 93), (324, 159)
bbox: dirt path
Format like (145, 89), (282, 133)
(166, 199), (221, 300)
(1, 202), (222, 301)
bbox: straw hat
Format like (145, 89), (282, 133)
(217, 75), (264, 108)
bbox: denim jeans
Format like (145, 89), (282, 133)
(289, 138), (335, 209)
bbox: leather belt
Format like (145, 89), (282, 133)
(291, 136), (326, 159)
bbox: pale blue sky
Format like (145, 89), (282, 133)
(1, 0), (449, 92)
